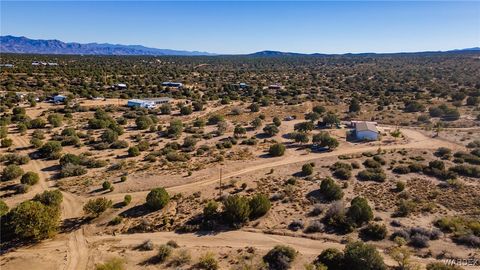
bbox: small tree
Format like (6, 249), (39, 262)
(269, 143), (286, 157)
(263, 124), (279, 136)
(83, 197), (112, 217)
(302, 163), (314, 176)
(314, 248), (344, 270)
(347, 196), (373, 227)
(223, 195), (251, 225)
(2, 164), (24, 181)
(21, 171), (40, 185)
(249, 193), (271, 219)
(343, 241), (386, 270)
(203, 200), (219, 220)
(0, 200), (9, 217)
(263, 245), (297, 270)
(10, 200), (60, 240)
(128, 146), (140, 157)
(319, 177), (344, 201)
(146, 188), (170, 211)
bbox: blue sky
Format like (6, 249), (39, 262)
(1, 1), (479, 54)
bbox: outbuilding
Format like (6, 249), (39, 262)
(162, 82), (183, 88)
(53, 95), (66, 103)
(354, 121), (379, 141)
(127, 99), (156, 109)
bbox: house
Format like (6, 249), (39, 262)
(162, 82), (183, 88)
(127, 99), (156, 109)
(53, 95), (66, 104)
(144, 97), (171, 105)
(268, 84), (282, 90)
(354, 121), (379, 141)
(113, 83), (127, 89)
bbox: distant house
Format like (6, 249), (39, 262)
(354, 121), (379, 141)
(53, 95), (66, 104)
(112, 83), (127, 89)
(162, 82), (183, 88)
(144, 97), (171, 105)
(127, 99), (156, 109)
(0, 64), (14, 68)
(268, 84), (282, 90)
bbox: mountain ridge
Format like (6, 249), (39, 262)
(1, 35), (479, 56)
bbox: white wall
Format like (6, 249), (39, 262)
(356, 130), (378, 141)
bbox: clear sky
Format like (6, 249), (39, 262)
(1, 1), (479, 54)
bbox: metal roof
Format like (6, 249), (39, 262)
(355, 121), (378, 133)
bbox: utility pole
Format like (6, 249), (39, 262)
(219, 168), (223, 199)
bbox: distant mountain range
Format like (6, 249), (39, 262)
(1, 35), (479, 56)
(0, 36), (215, 56)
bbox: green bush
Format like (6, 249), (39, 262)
(33, 190), (63, 207)
(396, 181), (406, 192)
(102, 181), (112, 190)
(343, 241), (386, 270)
(59, 163), (87, 178)
(223, 195), (251, 225)
(10, 200), (61, 240)
(302, 163), (314, 176)
(269, 143), (286, 157)
(1, 164), (24, 181)
(203, 200), (219, 220)
(21, 171), (40, 185)
(146, 188), (170, 211)
(346, 196), (373, 227)
(249, 193), (271, 219)
(123, 195), (132, 206)
(356, 168), (386, 182)
(83, 197), (112, 217)
(361, 223), (388, 240)
(1, 138), (13, 148)
(314, 248), (344, 270)
(128, 146), (140, 157)
(38, 141), (62, 159)
(263, 245), (297, 270)
(319, 177), (344, 201)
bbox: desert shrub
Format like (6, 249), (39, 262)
(408, 163), (424, 172)
(102, 181), (112, 190)
(0, 153), (30, 165)
(409, 233), (430, 248)
(395, 199), (416, 217)
(197, 252), (219, 270)
(455, 234), (480, 247)
(203, 200), (219, 220)
(263, 245), (297, 270)
(248, 193), (271, 219)
(165, 152), (190, 162)
(109, 216), (123, 226)
(269, 143), (285, 156)
(396, 181), (406, 192)
(333, 168), (352, 180)
(83, 197), (112, 217)
(393, 165), (410, 174)
(361, 223), (387, 240)
(10, 200), (60, 240)
(60, 153), (81, 166)
(435, 147), (452, 158)
(0, 200), (8, 217)
(356, 168), (386, 182)
(1, 164), (24, 181)
(21, 171), (40, 185)
(363, 159), (382, 168)
(304, 220), (324, 233)
(33, 190), (63, 207)
(343, 241), (386, 270)
(95, 258), (125, 270)
(1, 138), (13, 148)
(123, 195), (132, 206)
(346, 196), (373, 227)
(434, 216), (480, 237)
(128, 146), (140, 157)
(288, 220), (305, 231)
(138, 240), (154, 251)
(323, 201), (352, 232)
(449, 164), (480, 178)
(223, 195), (251, 225)
(135, 115), (153, 130)
(59, 163), (87, 178)
(302, 163), (314, 176)
(310, 204), (323, 216)
(169, 249), (191, 267)
(156, 244), (173, 263)
(314, 248), (344, 270)
(38, 141), (62, 159)
(319, 177), (344, 201)
(146, 188), (170, 211)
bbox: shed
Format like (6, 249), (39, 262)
(53, 95), (66, 103)
(355, 121), (378, 141)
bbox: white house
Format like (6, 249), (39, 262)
(127, 99), (156, 109)
(354, 121), (379, 141)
